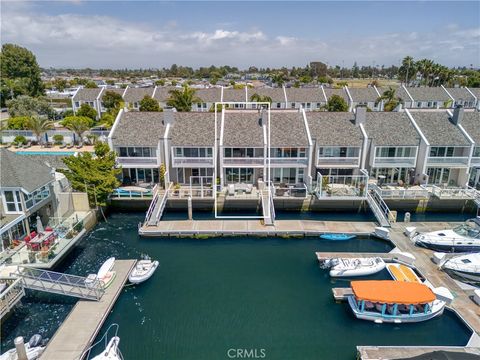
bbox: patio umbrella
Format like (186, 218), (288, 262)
(73, 133), (76, 145)
(36, 216), (44, 233)
(45, 132), (48, 144)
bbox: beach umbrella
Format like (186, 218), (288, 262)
(36, 216), (44, 233)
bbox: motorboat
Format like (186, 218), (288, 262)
(83, 324), (123, 360)
(347, 280), (445, 323)
(320, 233), (356, 241)
(85, 257), (116, 288)
(0, 334), (46, 360)
(412, 218), (480, 252)
(386, 264), (422, 283)
(441, 253), (480, 283)
(327, 257), (385, 277)
(128, 259), (159, 284)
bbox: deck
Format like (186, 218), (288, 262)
(40, 260), (136, 360)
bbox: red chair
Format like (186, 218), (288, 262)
(30, 231), (37, 238)
(45, 226), (53, 232)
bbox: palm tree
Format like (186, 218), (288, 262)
(27, 116), (54, 144)
(166, 85), (201, 112)
(375, 87), (403, 112)
(65, 117), (90, 145)
(271, 72), (286, 87)
(250, 93), (272, 103)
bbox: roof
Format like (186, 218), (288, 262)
(348, 87), (380, 103)
(270, 112), (309, 147)
(444, 88), (475, 102)
(153, 86), (176, 102)
(351, 280), (436, 305)
(169, 113), (216, 146)
(468, 88), (480, 99)
(222, 88), (247, 102)
(458, 112), (480, 143)
(100, 88), (124, 99)
(412, 112), (470, 146)
(285, 87), (324, 103)
(405, 87), (451, 102)
(364, 112), (421, 146)
(395, 86), (413, 102)
(23, 154), (68, 170)
(222, 111), (264, 147)
(247, 87), (286, 103)
(73, 88), (102, 101)
(323, 88), (349, 102)
(110, 112), (166, 147)
(123, 87), (155, 103)
(0, 149), (54, 192)
(307, 112), (364, 146)
(195, 88), (222, 103)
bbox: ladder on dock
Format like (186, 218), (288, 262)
(366, 189), (391, 228)
(261, 186), (276, 226)
(14, 267), (105, 301)
(145, 183), (171, 226)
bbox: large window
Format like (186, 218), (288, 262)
(225, 168), (254, 183)
(223, 148), (263, 158)
(473, 147), (480, 158)
(429, 146), (464, 157)
(375, 146), (415, 158)
(318, 147), (359, 158)
(126, 168), (159, 184)
(271, 168), (304, 184)
(24, 186), (50, 209)
(118, 147), (154, 157)
(270, 148), (307, 158)
(174, 147), (213, 158)
(3, 190), (22, 213)
(427, 167), (451, 185)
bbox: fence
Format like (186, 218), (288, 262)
(316, 170), (368, 198)
(369, 184), (430, 199)
(1, 129), (110, 144)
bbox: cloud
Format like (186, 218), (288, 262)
(1, 3), (479, 68)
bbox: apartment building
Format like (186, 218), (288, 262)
(284, 87), (325, 111)
(123, 87), (155, 110)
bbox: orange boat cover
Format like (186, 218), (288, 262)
(351, 280), (436, 305)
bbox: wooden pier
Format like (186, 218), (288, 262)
(357, 345), (480, 359)
(40, 260), (136, 360)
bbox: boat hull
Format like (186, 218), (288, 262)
(329, 258), (385, 277)
(415, 240), (480, 253)
(320, 234), (356, 241)
(129, 260), (159, 284)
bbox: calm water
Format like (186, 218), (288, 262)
(1, 213), (472, 359)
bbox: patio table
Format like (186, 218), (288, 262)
(30, 231), (56, 247)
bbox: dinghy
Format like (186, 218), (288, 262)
(85, 257), (116, 288)
(442, 253), (480, 283)
(328, 257), (385, 277)
(0, 334), (46, 360)
(320, 233), (356, 241)
(129, 259), (159, 284)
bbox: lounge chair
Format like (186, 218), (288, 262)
(59, 143), (67, 149)
(4, 143), (11, 149)
(67, 142), (74, 149)
(76, 143), (83, 149)
(228, 184), (235, 196)
(15, 142), (22, 149)
(24, 141), (32, 148)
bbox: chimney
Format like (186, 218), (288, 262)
(354, 106), (366, 126)
(451, 105), (464, 125)
(260, 108), (268, 126)
(163, 107), (177, 125)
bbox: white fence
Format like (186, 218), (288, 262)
(316, 170), (368, 198)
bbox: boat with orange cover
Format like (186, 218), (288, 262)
(347, 280), (445, 323)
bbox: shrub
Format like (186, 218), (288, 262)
(13, 135), (27, 145)
(53, 134), (64, 145)
(7, 116), (30, 130)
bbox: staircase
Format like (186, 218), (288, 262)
(366, 189), (391, 228)
(261, 186), (276, 226)
(145, 184), (171, 226)
(14, 267), (105, 301)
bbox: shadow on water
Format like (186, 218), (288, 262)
(1, 212), (473, 360)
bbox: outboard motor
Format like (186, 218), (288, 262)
(28, 334), (42, 348)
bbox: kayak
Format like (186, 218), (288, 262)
(320, 233), (356, 241)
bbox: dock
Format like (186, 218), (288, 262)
(357, 345), (480, 359)
(40, 260), (136, 360)
(316, 252), (400, 263)
(332, 287), (353, 301)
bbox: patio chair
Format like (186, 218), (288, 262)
(59, 143), (67, 149)
(67, 142), (74, 149)
(4, 143), (12, 149)
(246, 184), (253, 194)
(228, 184), (235, 196)
(76, 143), (83, 149)
(14, 142), (22, 149)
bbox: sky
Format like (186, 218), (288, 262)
(1, 1), (479, 69)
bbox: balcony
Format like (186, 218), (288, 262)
(316, 157), (360, 168)
(222, 157), (264, 167)
(372, 157), (417, 168)
(172, 157), (214, 167)
(426, 156), (469, 168)
(470, 157), (480, 167)
(117, 157), (159, 168)
(269, 157), (308, 167)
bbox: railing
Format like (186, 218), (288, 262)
(466, 185), (480, 206)
(116, 157), (158, 165)
(316, 170), (368, 199)
(269, 157), (308, 166)
(273, 183), (308, 198)
(144, 184), (160, 223)
(0, 278), (25, 320)
(369, 183), (430, 199)
(428, 184), (477, 199)
(172, 157), (214, 167)
(367, 188), (392, 227)
(471, 157), (480, 166)
(167, 186), (214, 199)
(1, 129), (110, 144)
(426, 156), (469, 166)
(261, 186), (275, 225)
(147, 183), (172, 226)
(222, 157), (264, 166)
(111, 186), (155, 199)
(316, 157), (360, 167)
(372, 157), (417, 167)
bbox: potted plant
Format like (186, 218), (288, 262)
(53, 134), (64, 146)
(174, 183), (181, 196)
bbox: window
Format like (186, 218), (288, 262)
(291, 102), (296, 108)
(276, 103), (281, 108)
(176, 147), (212, 157)
(417, 102), (422, 108)
(376, 147), (415, 158)
(473, 147), (480, 157)
(429, 147), (455, 157)
(75, 102), (80, 108)
(3, 190), (23, 213)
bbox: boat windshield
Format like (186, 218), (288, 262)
(453, 224), (480, 239)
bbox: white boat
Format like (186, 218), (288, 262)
(129, 260), (159, 284)
(412, 218), (480, 252)
(85, 257), (116, 288)
(442, 253), (480, 283)
(328, 257), (385, 277)
(0, 335), (45, 360)
(347, 280), (445, 324)
(91, 337), (122, 360)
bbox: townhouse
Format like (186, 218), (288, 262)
(123, 86), (155, 110)
(467, 88), (480, 110)
(247, 87), (287, 109)
(284, 87), (325, 111)
(443, 87), (476, 109)
(347, 87), (381, 111)
(323, 87), (350, 106)
(222, 87), (248, 108)
(72, 88), (103, 118)
(459, 112), (480, 188)
(193, 88), (222, 112)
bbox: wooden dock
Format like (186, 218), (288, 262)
(357, 345), (480, 359)
(332, 287), (353, 301)
(40, 260), (136, 360)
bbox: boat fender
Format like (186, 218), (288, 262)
(28, 334), (42, 348)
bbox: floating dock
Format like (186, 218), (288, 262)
(357, 345), (480, 359)
(40, 260), (136, 360)
(332, 287), (353, 301)
(316, 252), (400, 263)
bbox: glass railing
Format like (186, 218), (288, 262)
(426, 156), (469, 166)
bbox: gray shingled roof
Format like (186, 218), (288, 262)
(307, 112), (364, 146)
(466, 88), (480, 100)
(247, 87), (286, 103)
(405, 87), (450, 102)
(73, 88), (102, 101)
(412, 112), (470, 146)
(285, 87), (324, 103)
(123, 87), (155, 103)
(270, 112), (309, 147)
(457, 112), (480, 143)
(444, 88), (475, 102)
(0, 149), (54, 192)
(394, 86), (412, 102)
(364, 112), (421, 146)
(222, 111), (264, 147)
(110, 112), (166, 147)
(323, 88), (349, 102)
(169, 113), (216, 146)
(153, 86), (176, 102)
(348, 87), (380, 102)
(223, 88), (247, 102)
(195, 88), (222, 103)
(23, 155), (68, 170)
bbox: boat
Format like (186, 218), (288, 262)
(83, 324), (123, 360)
(441, 253), (480, 284)
(386, 264), (422, 283)
(347, 280), (445, 323)
(0, 334), (46, 360)
(412, 218), (480, 252)
(85, 257), (116, 288)
(327, 257), (385, 277)
(320, 233), (356, 241)
(128, 259), (159, 284)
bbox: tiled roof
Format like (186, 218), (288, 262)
(323, 88), (349, 102)
(348, 87), (380, 103)
(364, 112), (421, 146)
(110, 112), (166, 147)
(444, 88), (475, 102)
(285, 87), (324, 103)
(307, 112), (364, 146)
(247, 87), (286, 103)
(222, 88), (247, 102)
(222, 111), (264, 147)
(405, 87), (450, 102)
(73, 88), (102, 101)
(0, 149), (54, 192)
(458, 112), (480, 144)
(412, 112), (470, 146)
(195, 88), (222, 103)
(270, 112), (309, 147)
(169, 113), (216, 146)
(123, 87), (155, 103)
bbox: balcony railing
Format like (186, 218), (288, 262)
(369, 183), (430, 199)
(316, 157), (360, 168)
(222, 157), (264, 166)
(426, 156), (469, 167)
(269, 157), (308, 166)
(315, 170), (369, 199)
(117, 157), (159, 166)
(372, 157), (417, 168)
(470, 157), (480, 166)
(172, 157), (214, 167)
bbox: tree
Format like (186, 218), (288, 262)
(249, 93), (272, 104)
(27, 116), (54, 144)
(0, 44), (44, 106)
(84, 81), (98, 88)
(76, 103), (98, 120)
(271, 72), (286, 87)
(398, 56), (415, 84)
(7, 116), (30, 130)
(99, 113), (115, 128)
(62, 116), (92, 144)
(102, 91), (123, 111)
(139, 95), (161, 111)
(53, 79), (68, 92)
(61, 142), (121, 207)
(166, 86), (201, 112)
(375, 87), (403, 111)
(325, 95), (348, 112)
(6, 95), (55, 119)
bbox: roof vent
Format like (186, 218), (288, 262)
(451, 105), (464, 125)
(163, 107), (177, 125)
(354, 106), (366, 126)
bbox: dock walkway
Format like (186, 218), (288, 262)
(40, 260), (136, 360)
(357, 345), (480, 359)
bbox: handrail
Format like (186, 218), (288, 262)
(144, 184), (160, 223)
(80, 323), (123, 360)
(367, 188), (392, 227)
